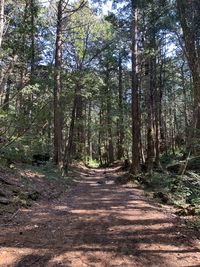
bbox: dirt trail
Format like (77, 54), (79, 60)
(0, 168), (200, 267)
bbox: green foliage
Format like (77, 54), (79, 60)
(86, 158), (99, 168)
(160, 153), (173, 165)
(133, 170), (200, 209)
(21, 163), (62, 181)
(0, 0), (199, 183)
(0, 141), (29, 163)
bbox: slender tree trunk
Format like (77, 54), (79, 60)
(75, 87), (85, 160)
(155, 87), (160, 166)
(139, 69), (145, 164)
(169, 106), (176, 155)
(0, 0), (4, 49)
(16, 68), (25, 115)
(63, 94), (77, 174)
(54, 0), (63, 165)
(87, 99), (92, 161)
(15, 0), (28, 117)
(117, 53), (124, 160)
(146, 56), (156, 172)
(130, 0), (140, 174)
(27, 0), (36, 120)
(105, 66), (114, 164)
(173, 88), (178, 150)
(75, 82), (86, 160)
(158, 55), (165, 154)
(181, 62), (189, 144)
(0, 54), (18, 97)
(30, 0), (35, 83)
(98, 107), (103, 166)
(164, 109), (168, 155)
(155, 52), (164, 165)
(3, 78), (11, 111)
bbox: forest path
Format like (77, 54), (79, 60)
(0, 167), (200, 267)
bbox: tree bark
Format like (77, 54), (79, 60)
(0, 0), (4, 49)
(117, 53), (124, 160)
(146, 56), (156, 172)
(87, 99), (92, 161)
(62, 95), (77, 174)
(30, 0), (35, 83)
(98, 107), (103, 166)
(130, 0), (140, 174)
(181, 62), (189, 144)
(54, 0), (63, 165)
(75, 88), (85, 160)
(0, 55), (18, 97)
(3, 78), (11, 111)
(105, 65), (114, 164)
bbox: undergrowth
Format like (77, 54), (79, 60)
(0, 162), (75, 214)
(130, 171), (200, 220)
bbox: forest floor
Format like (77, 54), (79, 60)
(0, 166), (200, 267)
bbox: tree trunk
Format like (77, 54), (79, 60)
(155, 86), (160, 166)
(146, 55), (156, 172)
(155, 55), (164, 167)
(0, 55), (18, 96)
(181, 62), (189, 144)
(30, 0), (35, 83)
(3, 78), (11, 111)
(63, 95), (77, 174)
(54, 0), (63, 165)
(106, 66), (114, 164)
(130, 0), (140, 174)
(158, 55), (165, 153)
(117, 53), (124, 160)
(87, 100), (92, 161)
(98, 107), (103, 165)
(75, 88), (85, 160)
(0, 0), (4, 49)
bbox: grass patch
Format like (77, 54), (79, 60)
(86, 159), (99, 168)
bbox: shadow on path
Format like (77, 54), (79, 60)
(0, 168), (200, 266)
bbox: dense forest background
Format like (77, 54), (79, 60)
(1, 2), (200, 264)
(0, 0), (200, 179)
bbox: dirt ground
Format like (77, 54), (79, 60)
(0, 167), (200, 267)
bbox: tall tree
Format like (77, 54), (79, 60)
(130, 0), (140, 174)
(117, 52), (124, 160)
(30, 0), (36, 82)
(54, 0), (63, 165)
(0, 0), (4, 49)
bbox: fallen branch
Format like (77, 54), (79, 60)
(8, 209), (20, 221)
(0, 209), (20, 227)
